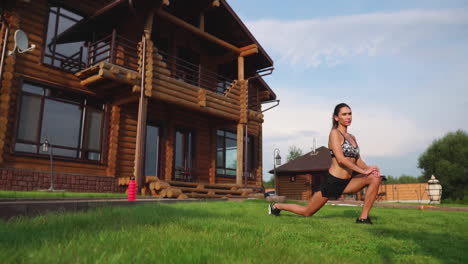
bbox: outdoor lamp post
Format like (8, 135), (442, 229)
(42, 138), (54, 192)
(273, 148), (281, 195)
(426, 175), (442, 204)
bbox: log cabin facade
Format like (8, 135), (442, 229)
(0, 0), (276, 195)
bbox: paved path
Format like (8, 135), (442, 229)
(0, 197), (226, 221)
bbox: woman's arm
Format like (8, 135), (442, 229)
(351, 134), (380, 176)
(329, 130), (372, 175)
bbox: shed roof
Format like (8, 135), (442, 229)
(269, 146), (331, 174)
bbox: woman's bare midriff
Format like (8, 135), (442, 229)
(328, 157), (356, 180)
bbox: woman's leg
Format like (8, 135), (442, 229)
(274, 191), (329, 217)
(342, 175), (382, 219)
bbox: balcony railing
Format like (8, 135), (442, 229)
(60, 48), (86, 72)
(52, 31), (234, 94)
(157, 50), (234, 94)
(47, 31), (139, 73)
(44, 47), (86, 73)
(87, 30), (139, 71)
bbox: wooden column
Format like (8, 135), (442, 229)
(236, 56), (246, 185)
(134, 10), (154, 193)
(209, 126), (216, 184)
(164, 110), (174, 181)
(236, 123), (244, 185)
(0, 12), (19, 164)
(133, 52), (148, 192)
(106, 105), (120, 176)
(258, 124), (263, 186)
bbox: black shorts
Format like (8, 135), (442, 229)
(319, 172), (351, 199)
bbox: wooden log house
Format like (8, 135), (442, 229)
(0, 0), (276, 196)
(269, 147), (332, 200)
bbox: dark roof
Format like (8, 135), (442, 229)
(269, 146), (331, 174)
(54, 0), (131, 44)
(249, 76), (276, 100)
(220, 0), (273, 68)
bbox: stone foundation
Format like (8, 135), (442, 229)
(0, 167), (125, 193)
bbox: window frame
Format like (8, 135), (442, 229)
(12, 79), (108, 164)
(172, 127), (195, 180)
(216, 130), (237, 178)
(41, 2), (87, 72)
(216, 129), (256, 179)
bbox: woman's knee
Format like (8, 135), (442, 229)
(368, 175), (382, 186)
(303, 211), (314, 217)
(303, 206), (320, 217)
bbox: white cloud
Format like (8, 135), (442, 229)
(248, 9), (468, 67)
(262, 92), (432, 159)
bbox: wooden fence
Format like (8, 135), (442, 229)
(377, 183), (429, 202)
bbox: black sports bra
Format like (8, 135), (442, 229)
(330, 130), (360, 158)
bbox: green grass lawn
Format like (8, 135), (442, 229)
(0, 200), (466, 264)
(0, 190), (126, 199)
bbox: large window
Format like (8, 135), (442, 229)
(216, 130), (255, 178)
(14, 81), (105, 161)
(173, 129), (194, 181)
(43, 4), (86, 72)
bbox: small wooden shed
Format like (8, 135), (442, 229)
(269, 146), (331, 200)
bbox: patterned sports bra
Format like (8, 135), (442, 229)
(330, 130), (360, 158)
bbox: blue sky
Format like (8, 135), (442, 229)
(228, 0), (468, 180)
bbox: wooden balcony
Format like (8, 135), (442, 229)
(74, 31), (140, 89)
(148, 46), (241, 121)
(68, 32), (242, 120)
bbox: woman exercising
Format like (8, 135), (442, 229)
(268, 103), (382, 224)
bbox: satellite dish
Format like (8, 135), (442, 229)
(8, 29), (36, 55)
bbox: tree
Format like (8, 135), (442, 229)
(384, 175), (425, 184)
(263, 177), (275, 188)
(287, 145), (303, 162)
(418, 130), (468, 201)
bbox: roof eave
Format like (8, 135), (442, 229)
(220, 0), (273, 67)
(54, 0), (130, 44)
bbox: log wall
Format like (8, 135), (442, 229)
(0, 11), (19, 164)
(151, 50), (241, 121)
(277, 173), (312, 200)
(1, 0), (112, 176)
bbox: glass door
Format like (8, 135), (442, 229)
(144, 124), (160, 176)
(174, 129), (193, 181)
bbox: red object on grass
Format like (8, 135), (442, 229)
(128, 177), (136, 201)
